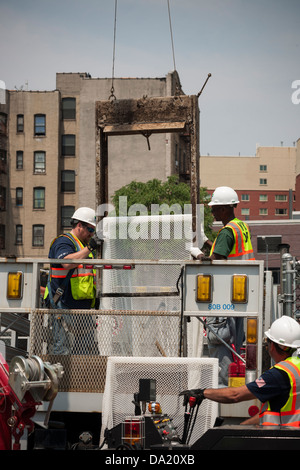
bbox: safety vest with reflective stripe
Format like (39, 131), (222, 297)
(49, 233), (96, 301)
(210, 218), (255, 260)
(259, 357), (300, 427)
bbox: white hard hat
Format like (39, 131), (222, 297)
(208, 186), (239, 206)
(265, 316), (300, 349)
(71, 207), (96, 227)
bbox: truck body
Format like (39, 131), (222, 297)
(0, 247), (292, 449)
(1, 214), (299, 449)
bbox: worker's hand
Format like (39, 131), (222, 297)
(189, 247), (203, 259)
(179, 388), (206, 405)
(87, 235), (103, 252)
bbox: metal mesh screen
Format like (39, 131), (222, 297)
(99, 214), (204, 359)
(29, 309), (181, 393)
(100, 214), (193, 310)
(100, 356), (219, 447)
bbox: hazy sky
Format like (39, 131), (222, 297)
(1, 0), (299, 156)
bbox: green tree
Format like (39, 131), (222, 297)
(111, 176), (215, 241)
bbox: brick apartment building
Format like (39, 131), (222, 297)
(200, 145), (298, 220)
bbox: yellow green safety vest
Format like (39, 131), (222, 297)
(210, 218), (255, 260)
(46, 233), (96, 301)
(259, 356), (300, 427)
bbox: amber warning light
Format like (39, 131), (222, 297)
(231, 274), (248, 303)
(196, 274), (212, 303)
(7, 272), (23, 299)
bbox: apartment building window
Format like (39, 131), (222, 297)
(260, 165), (267, 172)
(259, 194), (268, 202)
(16, 225), (23, 245)
(32, 224), (44, 247)
(61, 170), (75, 192)
(0, 224), (5, 249)
(16, 187), (23, 206)
(0, 185), (6, 211)
(33, 187), (45, 209)
(275, 208), (287, 216)
(259, 208), (268, 216)
(241, 194), (250, 201)
(62, 98), (76, 120)
(17, 114), (24, 133)
(0, 113), (7, 134)
(34, 151), (46, 173)
(34, 114), (46, 136)
(275, 194), (287, 202)
(259, 178), (267, 185)
(0, 149), (7, 164)
(16, 151), (23, 169)
(61, 205), (75, 228)
(61, 134), (75, 156)
(241, 208), (250, 217)
(0, 150), (7, 173)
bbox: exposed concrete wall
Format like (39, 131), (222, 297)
(57, 72), (183, 207)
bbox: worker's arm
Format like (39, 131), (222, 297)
(62, 246), (92, 270)
(210, 252), (227, 260)
(61, 237), (99, 270)
(203, 385), (256, 404)
(204, 239), (213, 249)
(240, 413), (260, 425)
(209, 228), (233, 260)
(190, 251), (227, 261)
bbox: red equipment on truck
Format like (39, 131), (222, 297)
(0, 352), (63, 450)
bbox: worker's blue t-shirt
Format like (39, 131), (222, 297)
(48, 235), (93, 309)
(246, 367), (291, 411)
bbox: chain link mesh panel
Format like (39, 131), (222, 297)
(29, 309), (182, 393)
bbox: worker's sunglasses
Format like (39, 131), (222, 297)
(81, 223), (95, 234)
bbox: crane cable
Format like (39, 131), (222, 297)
(109, 0), (177, 100)
(109, 0), (118, 100)
(167, 0), (176, 72)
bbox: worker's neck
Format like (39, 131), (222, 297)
(222, 211), (235, 226)
(70, 228), (81, 241)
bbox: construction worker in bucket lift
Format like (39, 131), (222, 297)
(182, 316), (300, 426)
(190, 186), (255, 386)
(44, 207), (102, 354)
(190, 186), (255, 262)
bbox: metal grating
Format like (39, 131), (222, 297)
(29, 309), (181, 393)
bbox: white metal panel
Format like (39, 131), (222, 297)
(0, 261), (36, 312)
(184, 260), (264, 318)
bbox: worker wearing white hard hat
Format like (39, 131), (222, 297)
(264, 315), (300, 349)
(190, 186), (255, 386)
(190, 186), (254, 261)
(44, 207), (101, 354)
(71, 207), (97, 227)
(182, 316), (300, 427)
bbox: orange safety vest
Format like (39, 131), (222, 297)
(259, 357), (300, 427)
(210, 218), (255, 260)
